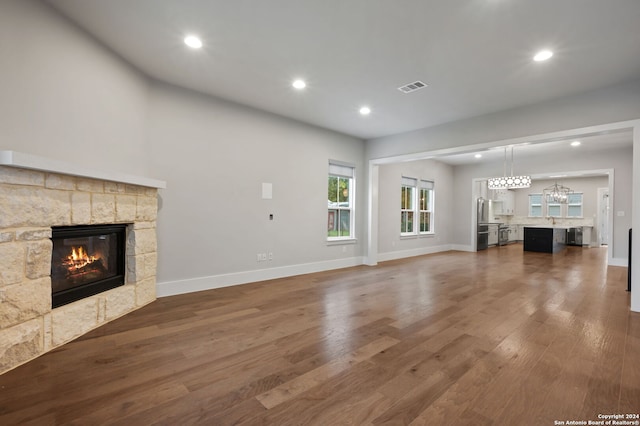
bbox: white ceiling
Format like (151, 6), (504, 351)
(47, 0), (640, 140)
(433, 131), (634, 166)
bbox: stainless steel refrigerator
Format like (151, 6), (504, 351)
(477, 197), (489, 223)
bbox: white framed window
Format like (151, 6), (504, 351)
(547, 200), (562, 217)
(529, 194), (543, 217)
(401, 177), (416, 234)
(419, 180), (434, 234)
(401, 177), (435, 236)
(567, 193), (583, 217)
(327, 162), (355, 240)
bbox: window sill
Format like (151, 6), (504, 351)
(400, 234), (417, 240)
(400, 232), (436, 240)
(326, 238), (357, 246)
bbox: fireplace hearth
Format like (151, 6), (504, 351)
(0, 152), (165, 375)
(51, 224), (127, 308)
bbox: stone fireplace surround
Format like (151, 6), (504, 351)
(0, 151), (166, 374)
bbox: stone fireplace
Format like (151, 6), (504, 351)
(0, 151), (165, 374)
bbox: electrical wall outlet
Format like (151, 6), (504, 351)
(257, 252), (273, 261)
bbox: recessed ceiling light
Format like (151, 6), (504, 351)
(571, 141), (581, 147)
(292, 79), (306, 90)
(533, 50), (553, 62)
(184, 35), (203, 49)
(359, 106), (371, 116)
(474, 154), (482, 159)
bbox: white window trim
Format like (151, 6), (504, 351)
(529, 191), (584, 218)
(419, 180), (435, 235)
(544, 191), (571, 218)
(327, 161), (356, 242)
(529, 193), (543, 218)
(326, 238), (357, 246)
(566, 192), (584, 218)
(546, 201), (562, 218)
(401, 177), (436, 236)
(400, 178), (416, 236)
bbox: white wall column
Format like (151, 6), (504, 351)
(632, 124), (640, 312)
(366, 162), (379, 266)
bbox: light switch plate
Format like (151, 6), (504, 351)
(262, 183), (272, 199)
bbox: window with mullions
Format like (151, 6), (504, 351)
(419, 180), (434, 234)
(401, 177), (416, 234)
(328, 162), (355, 239)
(547, 199), (562, 217)
(529, 194), (543, 217)
(567, 193), (583, 217)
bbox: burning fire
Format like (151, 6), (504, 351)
(63, 246), (98, 271)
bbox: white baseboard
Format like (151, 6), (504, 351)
(158, 247), (620, 297)
(377, 245), (453, 262)
(450, 244), (474, 252)
(156, 256), (365, 297)
(608, 257), (628, 267)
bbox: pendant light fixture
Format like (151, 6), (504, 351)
(487, 146), (531, 190)
(543, 182), (573, 203)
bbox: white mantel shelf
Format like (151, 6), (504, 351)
(0, 151), (166, 189)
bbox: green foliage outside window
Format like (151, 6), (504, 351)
(328, 176), (352, 237)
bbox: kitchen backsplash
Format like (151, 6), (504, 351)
(492, 215), (595, 227)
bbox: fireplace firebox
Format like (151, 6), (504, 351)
(51, 224), (127, 308)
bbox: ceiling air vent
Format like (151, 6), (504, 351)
(398, 80), (428, 93)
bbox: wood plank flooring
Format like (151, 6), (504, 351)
(1, 244), (638, 425)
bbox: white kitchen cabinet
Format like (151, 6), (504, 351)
(583, 226), (593, 246)
(489, 189), (515, 215)
(488, 189), (501, 201)
(488, 224), (499, 246)
(496, 190), (515, 215)
(508, 225), (518, 242)
(489, 200), (503, 216)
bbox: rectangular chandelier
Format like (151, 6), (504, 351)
(488, 175), (531, 189)
(488, 146), (531, 189)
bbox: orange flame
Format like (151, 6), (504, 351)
(63, 246), (98, 271)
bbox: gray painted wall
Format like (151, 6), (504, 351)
(452, 146), (632, 260)
(0, 0), (150, 175)
(147, 82), (365, 283)
(377, 159), (453, 256)
(512, 176), (609, 219)
(0, 0), (366, 291)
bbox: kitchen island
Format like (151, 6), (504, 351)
(523, 226), (568, 253)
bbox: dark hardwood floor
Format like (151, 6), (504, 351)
(1, 244), (638, 425)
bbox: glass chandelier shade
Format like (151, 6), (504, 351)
(488, 175), (532, 189)
(488, 147), (531, 189)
